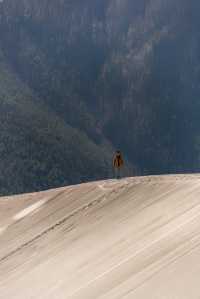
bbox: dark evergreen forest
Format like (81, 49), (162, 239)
(0, 0), (200, 195)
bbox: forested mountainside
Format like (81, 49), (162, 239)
(0, 0), (200, 195)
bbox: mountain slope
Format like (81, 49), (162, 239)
(0, 0), (200, 194)
(1, 175), (200, 298)
(0, 53), (115, 195)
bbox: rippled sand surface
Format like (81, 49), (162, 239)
(1, 175), (200, 299)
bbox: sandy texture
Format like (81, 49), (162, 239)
(1, 175), (200, 298)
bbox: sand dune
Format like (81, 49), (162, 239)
(1, 175), (200, 298)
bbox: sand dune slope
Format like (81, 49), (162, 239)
(1, 175), (200, 298)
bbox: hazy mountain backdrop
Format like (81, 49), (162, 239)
(0, 0), (200, 195)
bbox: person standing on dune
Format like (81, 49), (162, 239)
(113, 150), (124, 179)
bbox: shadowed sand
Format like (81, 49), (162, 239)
(1, 174), (200, 298)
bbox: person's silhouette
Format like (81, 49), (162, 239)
(113, 150), (124, 179)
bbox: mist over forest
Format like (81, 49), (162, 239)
(0, 0), (200, 195)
